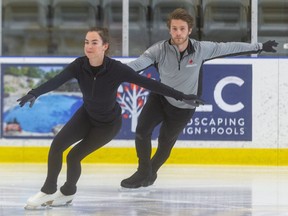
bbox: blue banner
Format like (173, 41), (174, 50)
(2, 63), (252, 141)
(116, 64), (253, 141)
(179, 64), (252, 140)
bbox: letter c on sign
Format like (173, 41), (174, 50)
(214, 76), (244, 112)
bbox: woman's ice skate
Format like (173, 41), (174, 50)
(51, 190), (74, 207)
(24, 191), (56, 210)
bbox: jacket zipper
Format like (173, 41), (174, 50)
(90, 65), (105, 97)
(92, 75), (97, 97)
(172, 46), (181, 70)
(179, 53), (189, 70)
(172, 45), (186, 70)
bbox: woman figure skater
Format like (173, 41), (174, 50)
(18, 27), (204, 209)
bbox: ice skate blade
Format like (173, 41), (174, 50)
(24, 201), (53, 210)
(51, 200), (73, 207)
(119, 186), (154, 193)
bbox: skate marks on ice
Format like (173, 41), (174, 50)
(116, 186), (252, 216)
(21, 185), (288, 216)
(23, 186), (252, 216)
(1, 164), (288, 216)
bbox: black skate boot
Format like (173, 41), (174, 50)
(121, 171), (157, 188)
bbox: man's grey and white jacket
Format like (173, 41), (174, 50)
(128, 39), (263, 109)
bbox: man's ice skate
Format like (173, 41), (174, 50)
(51, 190), (74, 207)
(24, 191), (56, 210)
(120, 171), (157, 189)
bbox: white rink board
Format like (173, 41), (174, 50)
(0, 57), (287, 148)
(279, 59), (288, 148)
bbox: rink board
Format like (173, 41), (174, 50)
(0, 57), (288, 165)
(1, 146), (288, 165)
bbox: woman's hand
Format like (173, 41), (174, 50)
(17, 93), (36, 108)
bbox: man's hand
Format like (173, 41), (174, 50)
(17, 93), (36, 108)
(183, 94), (205, 107)
(262, 40), (278, 53)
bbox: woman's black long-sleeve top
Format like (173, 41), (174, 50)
(29, 56), (185, 125)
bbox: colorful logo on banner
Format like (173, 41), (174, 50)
(115, 64), (252, 141)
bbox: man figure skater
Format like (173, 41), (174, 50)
(121, 8), (278, 189)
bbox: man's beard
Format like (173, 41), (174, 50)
(172, 36), (188, 45)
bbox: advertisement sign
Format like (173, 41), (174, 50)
(117, 64), (253, 141)
(180, 64), (252, 141)
(1, 63), (252, 141)
(2, 64), (81, 138)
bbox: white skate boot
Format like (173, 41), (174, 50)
(51, 190), (74, 207)
(24, 191), (57, 210)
